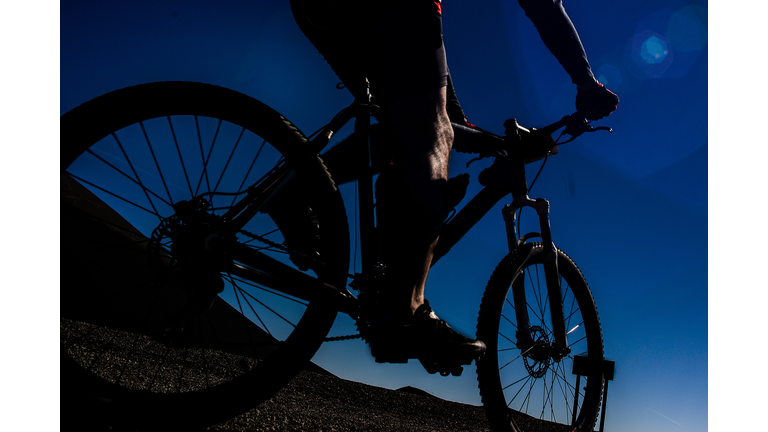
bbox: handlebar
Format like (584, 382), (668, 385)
(452, 113), (612, 167)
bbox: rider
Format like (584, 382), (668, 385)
(289, 0), (618, 368)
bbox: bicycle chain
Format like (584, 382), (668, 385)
(236, 227), (363, 343)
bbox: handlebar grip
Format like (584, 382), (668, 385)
(451, 122), (505, 157)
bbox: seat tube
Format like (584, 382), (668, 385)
(354, 84), (378, 271)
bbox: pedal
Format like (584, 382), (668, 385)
(373, 355), (409, 364)
(418, 358), (464, 377)
(369, 338), (410, 364)
(370, 344), (415, 365)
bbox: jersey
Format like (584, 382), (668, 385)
(290, 0), (596, 122)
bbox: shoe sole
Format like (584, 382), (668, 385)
(371, 346), (485, 377)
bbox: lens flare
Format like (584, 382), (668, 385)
(667, 6), (707, 53)
(627, 30), (673, 79)
(624, 6), (706, 80)
(640, 36), (669, 65)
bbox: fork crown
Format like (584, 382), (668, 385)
(502, 195), (555, 255)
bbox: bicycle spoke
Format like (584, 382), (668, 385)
(241, 228), (280, 245)
(541, 376), (551, 420)
(567, 334), (587, 349)
(554, 363), (576, 412)
(82, 148), (173, 209)
(526, 268), (546, 325)
(244, 243), (290, 255)
(522, 376), (535, 413)
(212, 127), (246, 194)
(503, 373), (532, 396)
(140, 121), (175, 206)
(501, 311), (518, 330)
(234, 280), (301, 330)
(231, 138), (269, 208)
(167, 116), (195, 198)
(564, 297), (580, 328)
(69, 174), (158, 219)
(539, 270), (550, 325)
(195, 118), (222, 196)
(111, 132), (163, 220)
(229, 272), (310, 307)
(505, 383), (531, 413)
(194, 115), (211, 196)
(499, 353), (523, 371)
(504, 296), (516, 313)
(229, 275), (274, 338)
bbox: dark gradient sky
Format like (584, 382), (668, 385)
(59, 1), (710, 431)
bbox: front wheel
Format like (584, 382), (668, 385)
(477, 243), (604, 432)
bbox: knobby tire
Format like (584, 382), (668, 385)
(60, 82), (350, 428)
(476, 243), (604, 432)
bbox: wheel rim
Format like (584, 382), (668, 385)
(487, 252), (602, 430)
(61, 108), (340, 403)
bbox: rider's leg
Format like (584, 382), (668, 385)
(372, 94), (485, 365)
(379, 86), (453, 319)
(365, 3), (484, 364)
(291, 0), (485, 364)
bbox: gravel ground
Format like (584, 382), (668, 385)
(61, 317), (492, 432)
(206, 370), (492, 432)
(62, 352), (575, 432)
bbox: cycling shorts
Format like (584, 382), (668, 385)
(290, 0), (450, 105)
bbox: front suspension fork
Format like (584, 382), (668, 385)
(503, 194), (569, 357)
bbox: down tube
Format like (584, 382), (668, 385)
(431, 184), (508, 267)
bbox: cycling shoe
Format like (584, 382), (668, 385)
(366, 300), (486, 374)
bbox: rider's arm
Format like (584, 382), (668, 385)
(518, 0), (618, 119)
(517, 0), (596, 87)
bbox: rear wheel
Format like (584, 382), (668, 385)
(477, 243), (604, 431)
(60, 82), (350, 428)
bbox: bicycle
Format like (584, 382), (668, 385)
(60, 81), (611, 431)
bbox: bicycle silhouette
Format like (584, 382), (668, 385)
(61, 81), (611, 431)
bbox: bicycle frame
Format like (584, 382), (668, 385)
(313, 94), (572, 353)
(220, 91), (602, 353)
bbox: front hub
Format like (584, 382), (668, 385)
(522, 326), (551, 378)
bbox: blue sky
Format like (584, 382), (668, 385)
(52, 0), (719, 430)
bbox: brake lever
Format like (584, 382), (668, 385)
(557, 114), (612, 144)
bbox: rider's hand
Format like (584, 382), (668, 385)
(575, 81), (619, 120)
